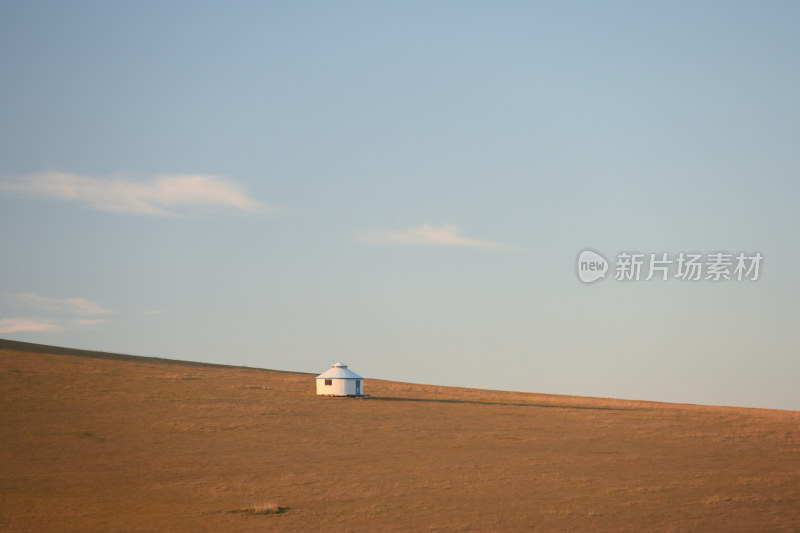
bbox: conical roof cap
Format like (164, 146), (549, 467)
(316, 362), (363, 380)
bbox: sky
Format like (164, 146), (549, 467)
(1, 1), (798, 410)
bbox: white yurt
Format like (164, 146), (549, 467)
(315, 362), (365, 397)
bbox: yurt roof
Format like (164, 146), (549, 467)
(316, 362), (363, 380)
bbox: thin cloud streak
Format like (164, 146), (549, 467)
(6, 293), (112, 315)
(1, 293), (113, 333)
(0, 318), (61, 334)
(0, 171), (264, 216)
(359, 223), (516, 250)
(0, 317), (109, 334)
(71, 318), (109, 327)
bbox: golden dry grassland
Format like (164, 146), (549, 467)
(1, 339), (799, 532)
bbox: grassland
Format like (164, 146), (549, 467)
(1, 338), (799, 531)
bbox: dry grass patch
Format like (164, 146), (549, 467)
(2, 338), (800, 532)
(229, 502), (286, 515)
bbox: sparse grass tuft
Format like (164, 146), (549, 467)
(229, 502), (285, 515)
(74, 431), (104, 442)
(254, 502), (283, 514)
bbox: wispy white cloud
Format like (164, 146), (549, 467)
(1, 293), (113, 334)
(0, 171), (264, 216)
(0, 317), (109, 334)
(71, 318), (109, 328)
(6, 293), (112, 315)
(358, 223), (516, 250)
(0, 318), (61, 334)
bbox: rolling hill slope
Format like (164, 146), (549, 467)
(2, 339), (799, 531)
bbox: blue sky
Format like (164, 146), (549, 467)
(1, 1), (798, 410)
